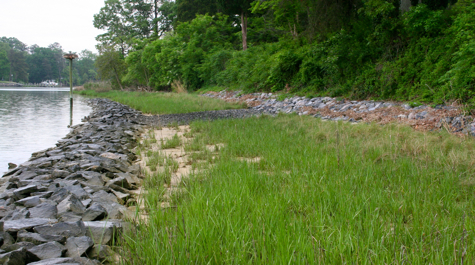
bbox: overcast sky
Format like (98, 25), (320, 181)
(0, 0), (106, 54)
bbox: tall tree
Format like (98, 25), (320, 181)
(0, 43), (10, 81)
(94, 0), (176, 53)
(176, 0), (218, 22)
(48, 42), (65, 84)
(217, 0), (253, 50)
(95, 46), (126, 90)
(8, 48), (28, 82)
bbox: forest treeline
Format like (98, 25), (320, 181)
(0, 37), (97, 86)
(94, 0), (475, 104)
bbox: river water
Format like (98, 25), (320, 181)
(0, 87), (92, 174)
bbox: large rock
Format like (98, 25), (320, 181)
(34, 221), (86, 237)
(16, 196), (42, 208)
(28, 241), (67, 260)
(0, 247), (27, 264)
(13, 185), (38, 199)
(57, 195), (86, 215)
(65, 236), (93, 257)
(17, 231), (66, 245)
(4, 218), (57, 232)
(0, 247), (39, 264)
(29, 203), (58, 219)
(82, 203), (107, 221)
(83, 221), (122, 245)
(27, 257), (78, 265)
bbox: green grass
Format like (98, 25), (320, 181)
(75, 90), (246, 114)
(161, 134), (181, 149)
(123, 114), (475, 264)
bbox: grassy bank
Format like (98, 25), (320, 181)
(124, 113), (475, 264)
(75, 90), (246, 114)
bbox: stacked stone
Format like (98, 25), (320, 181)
(0, 98), (145, 264)
(202, 91), (475, 136)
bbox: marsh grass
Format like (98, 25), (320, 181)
(161, 134), (181, 149)
(75, 90), (246, 114)
(124, 114), (475, 264)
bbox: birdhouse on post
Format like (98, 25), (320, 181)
(63, 52), (78, 126)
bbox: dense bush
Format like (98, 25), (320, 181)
(116, 0), (475, 105)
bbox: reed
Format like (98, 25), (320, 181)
(122, 114), (475, 264)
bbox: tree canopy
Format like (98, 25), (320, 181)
(92, 0), (475, 106)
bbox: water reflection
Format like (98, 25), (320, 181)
(0, 88), (92, 174)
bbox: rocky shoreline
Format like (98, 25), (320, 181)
(0, 99), (147, 264)
(203, 90), (475, 136)
(0, 98), (264, 264)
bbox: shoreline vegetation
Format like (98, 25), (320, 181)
(77, 91), (475, 263)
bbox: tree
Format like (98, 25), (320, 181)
(8, 49), (28, 82)
(176, 0), (218, 22)
(27, 47), (57, 83)
(94, 0), (176, 53)
(95, 46), (126, 89)
(48, 43), (65, 84)
(0, 43), (10, 81)
(217, 0), (254, 50)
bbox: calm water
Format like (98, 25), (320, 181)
(0, 87), (92, 174)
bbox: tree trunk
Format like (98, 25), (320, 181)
(113, 66), (123, 90)
(241, 12), (248, 51)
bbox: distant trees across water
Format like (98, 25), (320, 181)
(0, 37), (98, 86)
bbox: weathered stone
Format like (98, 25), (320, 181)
(4, 218), (57, 232)
(81, 199), (92, 208)
(28, 241), (67, 260)
(87, 244), (111, 262)
(83, 221), (122, 245)
(29, 203), (58, 219)
(16, 196), (42, 208)
(34, 221), (86, 237)
(58, 212), (83, 222)
(0, 246), (41, 264)
(0, 231), (15, 248)
(15, 171), (37, 181)
(82, 203), (107, 221)
(13, 185), (38, 199)
(7, 163), (17, 170)
(57, 195), (86, 214)
(110, 189), (130, 204)
(2, 241), (36, 252)
(27, 257), (78, 265)
(3, 207), (30, 220)
(52, 170), (70, 179)
(65, 236), (93, 257)
(90, 190), (117, 204)
(106, 176), (131, 189)
(50, 188), (71, 203)
(17, 231), (66, 245)
(64, 185), (89, 200)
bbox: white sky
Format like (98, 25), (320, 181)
(0, 0), (106, 54)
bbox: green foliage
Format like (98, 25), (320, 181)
(138, 14), (237, 91)
(267, 49), (302, 91)
(104, 0), (475, 105)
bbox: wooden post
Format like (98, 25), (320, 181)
(63, 52), (78, 127)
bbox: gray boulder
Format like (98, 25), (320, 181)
(34, 221), (86, 237)
(17, 231), (66, 245)
(65, 236), (93, 257)
(28, 242), (67, 260)
(83, 221), (122, 245)
(4, 218), (57, 232)
(29, 203), (58, 219)
(57, 195), (86, 215)
(82, 203), (107, 221)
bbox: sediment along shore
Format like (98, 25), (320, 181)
(0, 98), (262, 264)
